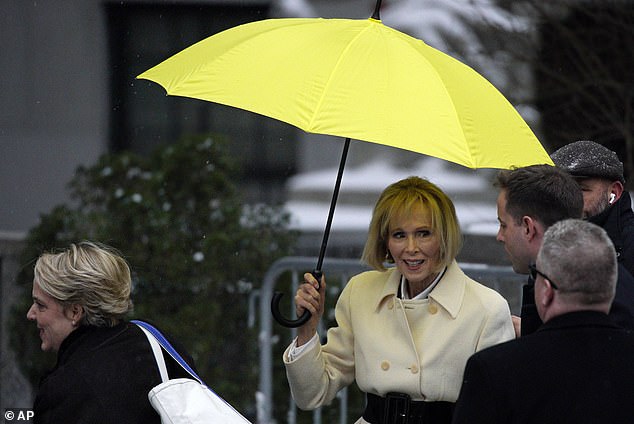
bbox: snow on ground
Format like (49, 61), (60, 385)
(284, 157), (500, 236)
(284, 199), (498, 235)
(288, 157), (489, 193)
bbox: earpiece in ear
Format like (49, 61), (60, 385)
(609, 193), (616, 204)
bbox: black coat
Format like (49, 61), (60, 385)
(33, 321), (195, 424)
(590, 190), (634, 277)
(452, 311), (634, 424)
(520, 263), (634, 335)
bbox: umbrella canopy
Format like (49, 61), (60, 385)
(137, 17), (552, 169)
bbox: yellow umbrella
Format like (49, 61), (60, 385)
(138, 1), (552, 327)
(138, 18), (551, 169)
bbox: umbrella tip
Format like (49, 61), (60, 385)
(371, 0), (383, 20)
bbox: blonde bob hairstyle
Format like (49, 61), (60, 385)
(33, 241), (133, 327)
(361, 176), (462, 271)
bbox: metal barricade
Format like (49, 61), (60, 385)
(256, 256), (524, 424)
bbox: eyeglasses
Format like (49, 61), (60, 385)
(528, 264), (559, 290)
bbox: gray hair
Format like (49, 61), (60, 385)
(538, 219), (616, 305)
(33, 241), (133, 327)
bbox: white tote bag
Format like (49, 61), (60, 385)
(134, 320), (251, 424)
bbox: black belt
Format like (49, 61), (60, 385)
(363, 392), (454, 424)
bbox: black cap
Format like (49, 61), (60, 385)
(551, 140), (625, 183)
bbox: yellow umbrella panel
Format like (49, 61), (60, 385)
(138, 17), (552, 170)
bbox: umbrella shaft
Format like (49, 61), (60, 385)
(316, 137), (350, 272)
(371, 0), (383, 20)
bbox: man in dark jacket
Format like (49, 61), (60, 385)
(551, 140), (634, 276)
(452, 219), (634, 424)
(494, 165), (634, 336)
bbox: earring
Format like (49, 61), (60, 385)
(385, 251), (394, 263)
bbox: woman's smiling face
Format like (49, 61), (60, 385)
(26, 281), (76, 352)
(387, 205), (441, 293)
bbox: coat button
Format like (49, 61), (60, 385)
(381, 361), (390, 371)
(410, 365), (419, 374)
(429, 304), (438, 314)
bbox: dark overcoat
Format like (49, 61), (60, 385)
(33, 321), (195, 424)
(452, 311), (634, 424)
(590, 190), (634, 277)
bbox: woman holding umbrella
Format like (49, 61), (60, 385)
(283, 176), (514, 423)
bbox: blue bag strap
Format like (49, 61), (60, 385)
(132, 319), (205, 387)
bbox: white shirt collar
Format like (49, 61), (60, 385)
(399, 267), (447, 300)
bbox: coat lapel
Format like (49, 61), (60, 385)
(371, 261), (466, 319)
(429, 260), (465, 319)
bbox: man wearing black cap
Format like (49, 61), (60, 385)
(551, 140), (634, 276)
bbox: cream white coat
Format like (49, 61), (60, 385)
(284, 260), (514, 420)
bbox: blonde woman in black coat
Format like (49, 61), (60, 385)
(27, 241), (194, 424)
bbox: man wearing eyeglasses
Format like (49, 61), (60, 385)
(493, 165), (634, 337)
(452, 219), (634, 424)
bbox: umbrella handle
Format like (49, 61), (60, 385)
(271, 270), (322, 328)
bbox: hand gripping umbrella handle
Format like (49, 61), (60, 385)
(271, 270), (322, 328)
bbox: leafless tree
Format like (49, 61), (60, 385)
(484, 0), (633, 185)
